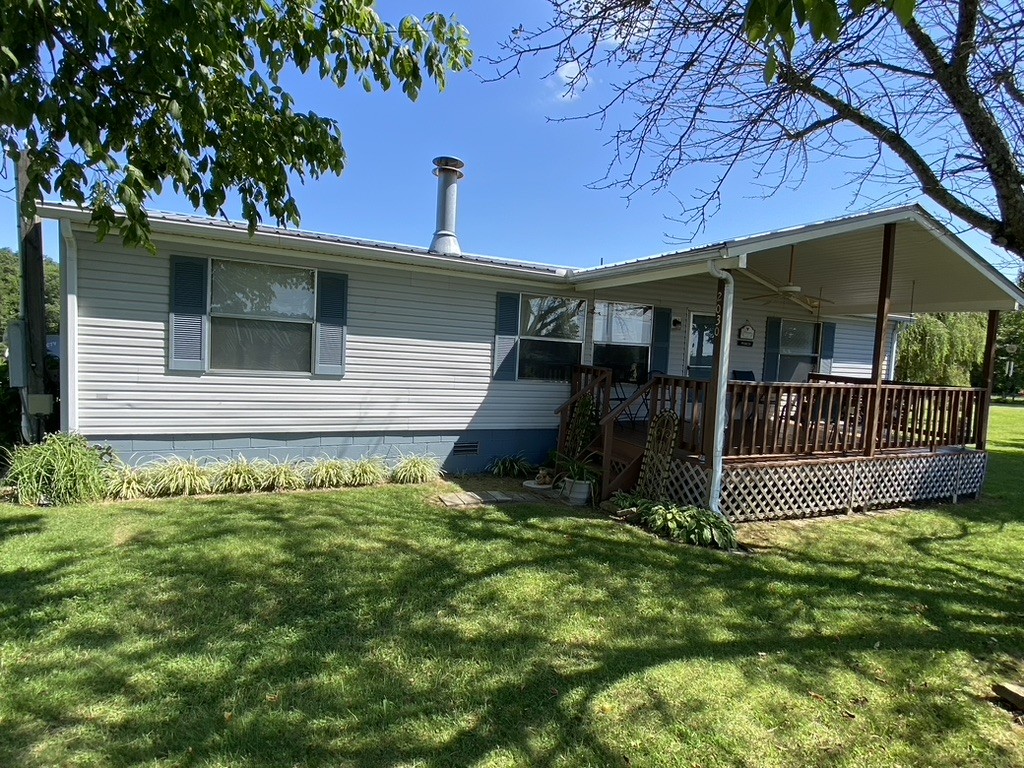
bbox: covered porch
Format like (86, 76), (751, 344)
(555, 208), (1022, 520)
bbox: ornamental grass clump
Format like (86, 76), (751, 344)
(344, 457), (388, 487)
(2, 433), (109, 506)
(303, 459), (354, 489)
(211, 457), (269, 495)
(262, 461), (305, 492)
(105, 462), (152, 501)
(486, 452), (534, 478)
(390, 454), (443, 484)
(146, 458), (212, 497)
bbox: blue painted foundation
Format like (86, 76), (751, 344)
(91, 428), (559, 474)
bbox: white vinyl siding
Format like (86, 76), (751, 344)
(71, 228), (896, 437)
(73, 232), (570, 435)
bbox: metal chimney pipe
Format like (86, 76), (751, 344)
(429, 155), (464, 255)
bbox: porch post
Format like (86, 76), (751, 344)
(865, 223), (896, 457)
(703, 265), (735, 514)
(978, 309), (1000, 450)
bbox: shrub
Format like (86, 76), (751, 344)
(344, 457), (388, 487)
(304, 459), (354, 489)
(211, 457), (269, 494)
(643, 503), (738, 550)
(2, 433), (109, 505)
(390, 454), (443, 484)
(262, 461), (305, 492)
(487, 452), (534, 478)
(146, 458), (212, 497)
(105, 463), (151, 501)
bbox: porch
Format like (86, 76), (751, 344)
(556, 365), (990, 521)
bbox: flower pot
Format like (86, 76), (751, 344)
(560, 478), (593, 506)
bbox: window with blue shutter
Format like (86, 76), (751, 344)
(169, 255), (208, 371)
(315, 272), (348, 377)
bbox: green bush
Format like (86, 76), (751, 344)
(344, 457), (388, 487)
(643, 503), (738, 550)
(211, 457), (268, 494)
(262, 461), (305, 492)
(2, 433), (109, 505)
(487, 452), (534, 478)
(105, 462), (151, 500)
(390, 454), (443, 484)
(146, 458), (212, 497)
(303, 459), (354, 489)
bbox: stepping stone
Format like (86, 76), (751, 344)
(487, 491), (511, 503)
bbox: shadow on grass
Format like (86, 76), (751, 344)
(0, 465), (1022, 765)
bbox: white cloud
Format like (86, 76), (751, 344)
(551, 61), (583, 102)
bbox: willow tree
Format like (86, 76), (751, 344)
(505, 1), (1024, 259)
(1, 1), (472, 248)
(896, 313), (987, 386)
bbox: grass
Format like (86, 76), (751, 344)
(0, 410), (1022, 766)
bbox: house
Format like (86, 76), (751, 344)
(38, 156), (1024, 520)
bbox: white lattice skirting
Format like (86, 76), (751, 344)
(664, 450), (988, 522)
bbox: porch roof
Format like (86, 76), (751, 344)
(571, 206), (1024, 313)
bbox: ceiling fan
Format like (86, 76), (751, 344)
(744, 245), (834, 306)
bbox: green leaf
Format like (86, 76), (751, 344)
(763, 49), (778, 85)
(891, 0), (916, 24)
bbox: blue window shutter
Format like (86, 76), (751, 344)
(493, 292), (520, 380)
(763, 317), (782, 382)
(315, 272), (348, 376)
(168, 255), (208, 371)
(818, 322), (836, 374)
(650, 307), (672, 375)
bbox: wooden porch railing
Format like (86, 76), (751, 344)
(554, 365), (612, 456)
(719, 380), (986, 458)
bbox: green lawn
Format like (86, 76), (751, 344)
(1, 410), (1023, 767)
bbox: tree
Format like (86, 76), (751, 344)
(995, 298), (1024, 396)
(0, 247), (60, 338)
(896, 312), (987, 386)
(1, 1), (472, 249)
(505, 1), (1024, 259)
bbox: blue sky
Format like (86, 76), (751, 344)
(0, 0), (1018, 277)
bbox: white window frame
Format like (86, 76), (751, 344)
(205, 256), (319, 376)
(592, 300), (654, 382)
(516, 293), (587, 382)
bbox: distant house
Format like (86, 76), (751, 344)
(41, 157), (1024, 520)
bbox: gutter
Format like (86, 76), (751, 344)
(704, 258), (735, 517)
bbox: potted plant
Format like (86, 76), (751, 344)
(552, 451), (600, 506)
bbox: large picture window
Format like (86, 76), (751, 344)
(518, 294), (586, 381)
(592, 301), (653, 383)
(210, 261), (316, 372)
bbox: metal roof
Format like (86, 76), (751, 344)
(36, 201), (1024, 309)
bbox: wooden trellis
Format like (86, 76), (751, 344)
(635, 411), (679, 500)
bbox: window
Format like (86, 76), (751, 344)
(593, 301), (653, 383)
(492, 293), (585, 382)
(518, 294), (586, 381)
(210, 261), (316, 372)
(168, 255), (348, 376)
(762, 317), (823, 382)
(688, 313), (717, 380)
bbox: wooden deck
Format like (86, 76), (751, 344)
(554, 366), (991, 517)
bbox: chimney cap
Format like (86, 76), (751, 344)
(433, 156), (465, 178)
